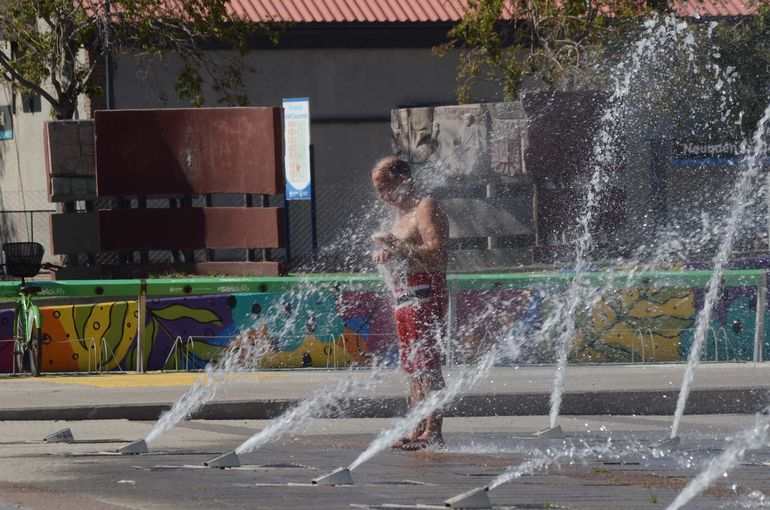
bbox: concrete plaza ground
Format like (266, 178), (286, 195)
(1, 363), (770, 509)
(1, 415), (769, 509)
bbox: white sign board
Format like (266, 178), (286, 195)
(283, 98), (312, 200)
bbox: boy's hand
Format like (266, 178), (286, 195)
(372, 232), (397, 246)
(372, 250), (392, 263)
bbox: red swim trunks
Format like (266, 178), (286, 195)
(394, 272), (447, 374)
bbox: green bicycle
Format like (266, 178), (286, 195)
(2, 242), (50, 376)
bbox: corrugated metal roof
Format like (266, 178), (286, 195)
(229, 0), (499, 22)
(675, 0), (758, 17)
(229, 0), (757, 22)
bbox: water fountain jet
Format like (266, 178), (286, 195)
(444, 486), (491, 509)
(666, 410), (770, 510)
(312, 467), (353, 486)
(668, 94), (770, 442)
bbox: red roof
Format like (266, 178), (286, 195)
(676, 0), (758, 17)
(228, 0), (756, 23)
(228, 0), (467, 22)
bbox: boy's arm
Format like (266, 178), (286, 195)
(412, 198), (448, 267)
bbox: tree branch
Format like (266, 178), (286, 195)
(0, 51), (59, 107)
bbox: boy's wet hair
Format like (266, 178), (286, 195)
(374, 156), (411, 178)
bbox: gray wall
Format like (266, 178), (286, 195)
(111, 47), (503, 270)
(0, 82), (58, 264)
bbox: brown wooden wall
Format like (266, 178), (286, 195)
(44, 107), (286, 278)
(94, 108), (283, 196)
(51, 208), (283, 253)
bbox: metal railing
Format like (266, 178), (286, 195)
(0, 210), (55, 269)
(631, 327), (746, 363)
(0, 338), (20, 374)
(51, 337), (98, 372)
(160, 332), (390, 371)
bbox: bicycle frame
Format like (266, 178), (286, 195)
(12, 287), (42, 375)
(0, 244), (51, 376)
(14, 290), (41, 347)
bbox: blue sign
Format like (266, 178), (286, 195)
(283, 98), (311, 200)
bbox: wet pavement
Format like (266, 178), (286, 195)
(2, 363), (770, 508)
(1, 415), (769, 509)
(1, 363), (770, 420)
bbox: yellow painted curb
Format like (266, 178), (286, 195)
(15, 372), (285, 388)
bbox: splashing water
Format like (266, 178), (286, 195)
(234, 367), (384, 455)
(667, 411), (770, 510)
(733, 490), (770, 509)
(376, 262), (397, 295)
(547, 13), (739, 429)
(232, 265), (531, 458)
(348, 348), (498, 471)
(144, 334), (270, 444)
(348, 320), (531, 472)
(487, 438), (617, 490)
(145, 366), (219, 444)
(670, 101), (770, 440)
(143, 270), (362, 445)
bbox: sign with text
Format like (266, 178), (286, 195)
(283, 98), (311, 200)
(671, 140), (770, 169)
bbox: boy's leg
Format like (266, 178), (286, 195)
(416, 364), (445, 443)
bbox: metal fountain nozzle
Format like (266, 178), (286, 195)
(117, 438), (149, 455)
(312, 467), (354, 486)
(204, 450), (241, 468)
(444, 486), (492, 509)
(533, 424), (563, 438)
(651, 436), (680, 451)
(44, 427), (75, 443)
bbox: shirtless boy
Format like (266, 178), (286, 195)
(371, 156), (449, 450)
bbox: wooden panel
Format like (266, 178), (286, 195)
(94, 108), (283, 196)
(50, 177), (97, 202)
(45, 121), (95, 177)
(98, 208), (283, 251)
(522, 92), (601, 177)
(44, 120), (96, 202)
(50, 212), (100, 254)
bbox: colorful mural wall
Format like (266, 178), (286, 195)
(0, 282), (764, 373)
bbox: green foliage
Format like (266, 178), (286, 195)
(713, 5), (770, 136)
(644, 481), (659, 504)
(437, 0), (674, 102)
(0, 0), (281, 118)
(441, 0), (770, 127)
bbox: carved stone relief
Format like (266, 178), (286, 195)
(407, 108), (437, 164)
(429, 105), (486, 177)
(490, 118), (528, 176)
(391, 102), (530, 178)
(390, 109), (409, 158)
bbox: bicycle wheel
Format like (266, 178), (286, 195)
(27, 326), (40, 377)
(12, 315), (24, 374)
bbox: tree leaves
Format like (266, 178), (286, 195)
(0, 0), (281, 118)
(439, 0), (671, 102)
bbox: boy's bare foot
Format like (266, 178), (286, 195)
(400, 436), (445, 451)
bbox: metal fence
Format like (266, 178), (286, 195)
(0, 209), (56, 268)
